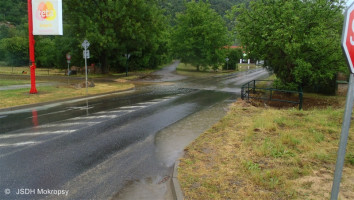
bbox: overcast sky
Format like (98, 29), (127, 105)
(348, 0), (354, 7)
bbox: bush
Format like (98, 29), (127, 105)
(223, 48), (242, 70)
(0, 36), (28, 66)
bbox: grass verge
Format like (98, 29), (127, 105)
(176, 63), (219, 77)
(0, 66), (64, 76)
(0, 82), (134, 109)
(176, 63), (261, 78)
(0, 79), (35, 86)
(238, 63), (259, 71)
(178, 98), (354, 199)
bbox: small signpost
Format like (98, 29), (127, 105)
(125, 53), (131, 77)
(66, 53), (71, 76)
(82, 40), (90, 95)
(331, 3), (354, 199)
(225, 57), (229, 70)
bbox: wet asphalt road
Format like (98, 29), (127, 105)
(0, 65), (269, 199)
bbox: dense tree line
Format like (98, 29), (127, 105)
(0, 0), (349, 94)
(0, 0), (243, 73)
(0, 0), (173, 72)
(230, 0), (347, 92)
(0, 0), (27, 25)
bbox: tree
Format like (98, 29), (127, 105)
(224, 48), (243, 70)
(171, 1), (229, 71)
(0, 0), (27, 25)
(0, 36), (28, 66)
(65, 0), (170, 73)
(230, 0), (347, 90)
(35, 37), (56, 68)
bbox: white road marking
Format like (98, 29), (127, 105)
(0, 141), (38, 147)
(39, 122), (99, 128)
(73, 115), (117, 120)
(119, 105), (147, 109)
(0, 95), (182, 142)
(0, 130), (76, 139)
(136, 102), (156, 106)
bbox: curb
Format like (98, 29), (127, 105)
(171, 160), (184, 200)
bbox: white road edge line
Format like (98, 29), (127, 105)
(0, 130), (76, 139)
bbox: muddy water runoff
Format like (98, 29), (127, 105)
(115, 99), (232, 200)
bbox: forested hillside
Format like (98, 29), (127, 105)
(0, 0), (27, 25)
(160, 0), (248, 22)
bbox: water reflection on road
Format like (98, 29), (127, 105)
(116, 101), (231, 200)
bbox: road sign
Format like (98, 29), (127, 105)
(82, 40), (90, 49)
(342, 3), (354, 74)
(331, 3), (354, 199)
(83, 50), (90, 59)
(66, 53), (71, 60)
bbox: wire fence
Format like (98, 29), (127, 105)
(241, 80), (303, 110)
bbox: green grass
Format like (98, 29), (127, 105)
(176, 63), (218, 77)
(176, 63), (235, 77)
(176, 63), (262, 78)
(178, 97), (354, 200)
(238, 63), (259, 71)
(0, 82), (134, 109)
(0, 65), (156, 80)
(0, 79), (32, 86)
(0, 66), (64, 76)
(254, 74), (276, 88)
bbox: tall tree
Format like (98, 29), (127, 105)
(171, 1), (228, 71)
(0, 0), (27, 25)
(65, 0), (169, 73)
(230, 0), (346, 90)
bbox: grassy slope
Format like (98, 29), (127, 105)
(178, 99), (354, 199)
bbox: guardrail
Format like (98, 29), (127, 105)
(241, 80), (303, 110)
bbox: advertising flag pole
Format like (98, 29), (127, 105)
(28, 0), (37, 94)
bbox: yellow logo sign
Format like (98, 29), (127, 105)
(35, 1), (57, 21)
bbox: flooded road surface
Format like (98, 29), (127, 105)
(116, 101), (232, 200)
(0, 65), (269, 199)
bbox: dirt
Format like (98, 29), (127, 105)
(248, 92), (345, 110)
(295, 168), (354, 200)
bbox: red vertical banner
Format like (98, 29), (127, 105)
(28, 0), (38, 94)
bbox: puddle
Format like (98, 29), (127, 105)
(113, 176), (173, 200)
(154, 101), (231, 167)
(114, 100), (231, 200)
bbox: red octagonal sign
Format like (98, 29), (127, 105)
(342, 3), (354, 74)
